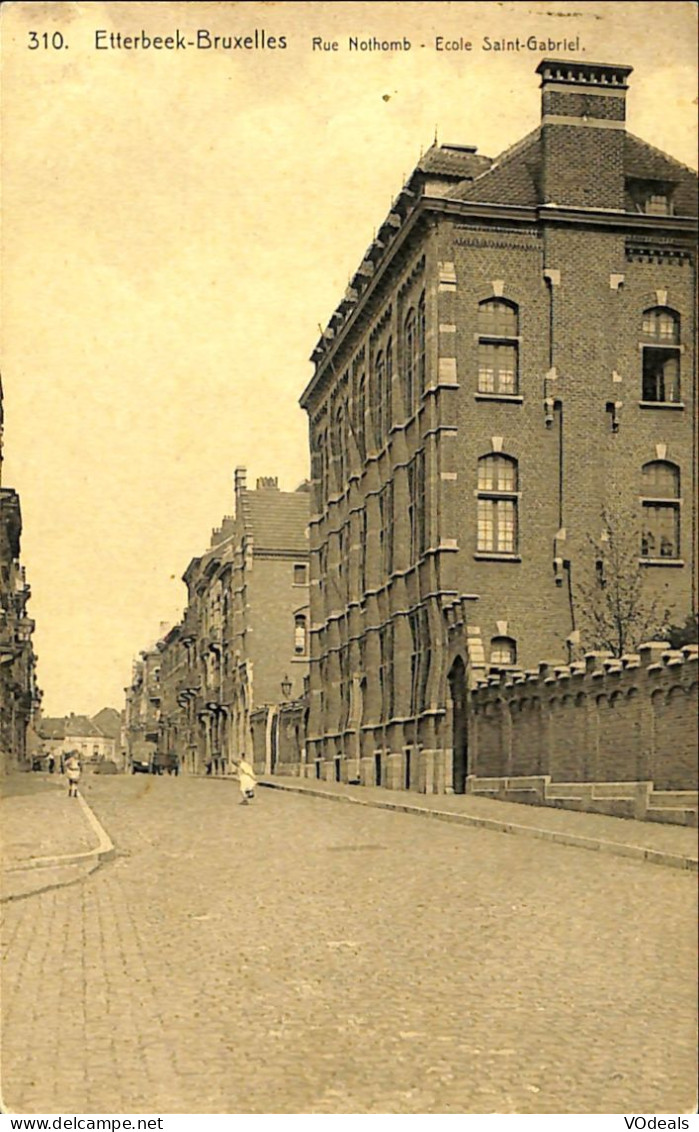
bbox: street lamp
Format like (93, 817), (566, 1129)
(280, 675), (293, 701)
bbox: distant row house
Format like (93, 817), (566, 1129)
(0, 377), (40, 773)
(36, 708), (122, 766)
(125, 472), (310, 775)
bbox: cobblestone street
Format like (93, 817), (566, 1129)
(2, 775), (697, 1114)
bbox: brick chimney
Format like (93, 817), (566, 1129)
(536, 59), (632, 211)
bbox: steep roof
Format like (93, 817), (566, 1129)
(92, 707), (122, 739)
(623, 133), (698, 215)
(448, 127), (697, 215)
(239, 486), (310, 554)
(37, 716), (65, 740)
(417, 143), (492, 181)
(65, 714), (105, 738)
(450, 128), (541, 207)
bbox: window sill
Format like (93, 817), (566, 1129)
(474, 553), (522, 562)
(639, 558), (685, 567)
(638, 401), (684, 410)
(474, 393), (523, 404)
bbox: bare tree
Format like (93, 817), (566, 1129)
(575, 507), (671, 657)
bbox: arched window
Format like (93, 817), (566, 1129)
(333, 403), (348, 490)
(490, 636), (517, 667)
(477, 454), (518, 554)
(641, 461), (680, 559)
(313, 425), (329, 510)
(404, 307), (417, 415)
(385, 338), (393, 434)
(641, 307), (680, 403)
(478, 299), (519, 395)
(355, 374), (366, 462)
(294, 614), (308, 656)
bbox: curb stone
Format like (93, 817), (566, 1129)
(259, 780), (698, 873)
(1, 793), (116, 903)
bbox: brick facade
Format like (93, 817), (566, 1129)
(298, 59), (697, 795)
(127, 472), (310, 776)
(0, 378), (40, 772)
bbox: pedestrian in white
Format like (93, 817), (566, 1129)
(235, 757), (257, 805)
(65, 753), (81, 798)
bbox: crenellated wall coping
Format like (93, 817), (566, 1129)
(471, 642), (698, 709)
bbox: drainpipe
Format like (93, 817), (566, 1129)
(265, 705), (277, 775)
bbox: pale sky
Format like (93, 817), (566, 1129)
(1, 0), (696, 716)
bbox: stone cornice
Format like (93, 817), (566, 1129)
(301, 194), (697, 412)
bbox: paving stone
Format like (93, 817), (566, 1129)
(1, 776), (696, 1114)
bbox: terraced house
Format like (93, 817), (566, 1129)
(300, 59), (697, 794)
(0, 377), (39, 773)
(148, 470), (310, 775)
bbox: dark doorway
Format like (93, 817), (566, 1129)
(334, 757), (341, 783)
(374, 752), (382, 787)
(404, 749), (411, 791)
(448, 656), (468, 794)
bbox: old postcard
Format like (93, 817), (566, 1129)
(1, 0), (697, 1120)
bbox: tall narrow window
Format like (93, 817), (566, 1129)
(312, 426), (328, 511)
(478, 299), (519, 395)
(404, 307), (417, 416)
(641, 461), (680, 559)
(477, 455), (518, 554)
(641, 308), (680, 403)
(418, 606), (431, 712)
(379, 622), (394, 721)
(408, 451), (427, 563)
(355, 374), (366, 462)
(409, 611), (420, 715)
(358, 507), (367, 594)
(315, 426), (330, 509)
(339, 646), (350, 731)
(294, 614), (308, 656)
(333, 403), (349, 491)
(318, 543), (328, 599)
(384, 339), (393, 435)
(373, 350), (385, 448)
(378, 481), (394, 577)
(417, 294), (426, 399)
(337, 525), (349, 601)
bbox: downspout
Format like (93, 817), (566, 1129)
(265, 704), (277, 775)
(544, 267), (575, 639)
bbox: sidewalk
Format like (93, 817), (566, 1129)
(0, 773), (115, 902)
(260, 775), (699, 871)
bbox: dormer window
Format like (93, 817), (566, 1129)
(644, 193), (670, 216)
(627, 179), (674, 216)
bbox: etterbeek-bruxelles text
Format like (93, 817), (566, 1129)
(94, 29), (287, 50)
(90, 30), (582, 53)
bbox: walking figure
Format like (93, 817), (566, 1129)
(65, 753), (81, 798)
(235, 757), (257, 805)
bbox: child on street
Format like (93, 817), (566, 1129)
(65, 753), (81, 798)
(234, 757), (257, 805)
